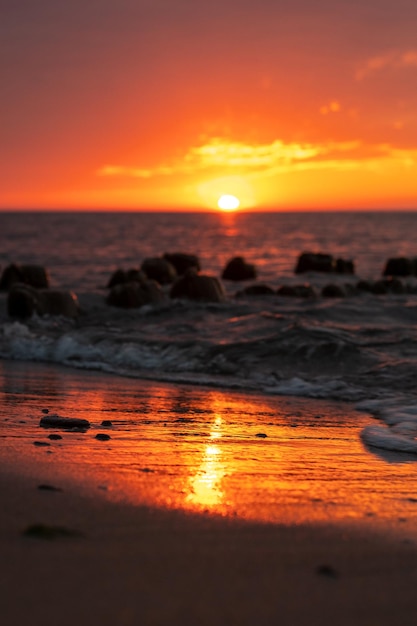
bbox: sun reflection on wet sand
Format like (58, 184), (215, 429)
(2, 361), (417, 532)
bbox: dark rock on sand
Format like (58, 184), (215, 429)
(383, 257), (415, 277)
(33, 441), (51, 447)
(48, 434), (63, 440)
(170, 272), (225, 302)
(37, 484), (62, 492)
(0, 263), (49, 290)
(107, 268), (146, 288)
(106, 280), (164, 308)
(141, 257), (177, 285)
(222, 256), (257, 281)
(101, 420), (113, 427)
(40, 415), (91, 429)
(163, 252), (201, 275)
(22, 524), (83, 540)
(8, 284), (79, 319)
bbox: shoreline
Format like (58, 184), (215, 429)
(2, 359), (417, 623)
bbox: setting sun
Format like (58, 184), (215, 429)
(217, 194), (240, 211)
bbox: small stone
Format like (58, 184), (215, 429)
(41, 408), (49, 414)
(33, 441), (51, 447)
(316, 565), (339, 579)
(101, 420), (113, 427)
(22, 524), (83, 540)
(37, 484), (62, 492)
(255, 432), (268, 438)
(95, 433), (111, 441)
(48, 434), (62, 440)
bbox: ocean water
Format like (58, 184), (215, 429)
(1, 210), (417, 456)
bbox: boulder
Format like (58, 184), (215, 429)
(107, 268), (146, 288)
(277, 284), (316, 298)
(383, 257), (415, 277)
(170, 273), (225, 302)
(8, 285), (79, 319)
(221, 256), (257, 281)
(295, 253), (354, 274)
(0, 263), (49, 290)
(141, 257), (177, 285)
(236, 284), (275, 297)
(163, 252), (201, 275)
(295, 253), (334, 274)
(321, 284), (346, 298)
(106, 280), (164, 308)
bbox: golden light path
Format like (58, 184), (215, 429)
(2, 361), (417, 532)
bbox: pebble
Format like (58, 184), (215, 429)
(255, 432), (268, 438)
(316, 564), (339, 579)
(33, 441), (51, 447)
(101, 420), (113, 427)
(22, 524), (82, 540)
(95, 433), (111, 441)
(48, 433), (63, 440)
(37, 484), (62, 492)
(41, 408), (49, 414)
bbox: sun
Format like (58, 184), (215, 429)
(217, 194), (240, 211)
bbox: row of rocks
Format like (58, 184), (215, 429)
(7, 284), (79, 318)
(238, 277), (416, 298)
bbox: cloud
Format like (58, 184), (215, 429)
(97, 137), (417, 181)
(320, 101), (341, 115)
(356, 49), (417, 80)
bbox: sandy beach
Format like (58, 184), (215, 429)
(2, 361), (417, 625)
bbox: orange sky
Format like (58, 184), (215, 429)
(2, 0), (417, 211)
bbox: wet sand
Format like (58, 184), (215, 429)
(2, 360), (417, 625)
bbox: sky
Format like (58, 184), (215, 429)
(2, 0), (417, 211)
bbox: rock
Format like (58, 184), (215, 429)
(295, 252), (334, 273)
(321, 284), (346, 297)
(383, 257), (415, 277)
(22, 524), (82, 540)
(277, 284), (316, 298)
(163, 253), (201, 275)
(221, 256), (257, 281)
(37, 484), (62, 492)
(295, 253), (354, 274)
(101, 420), (113, 427)
(107, 268), (146, 288)
(48, 434), (63, 440)
(7, 284), (79, 319)
(106, 280), (164, 308)
(95, 433), (111, 441)
(141, 257), (177, 284)
(0, 263), (49, 290)
(356, 279), (373, 292)
(335, 258), (355, 274)
(40, 415), (91, 429)
(170, 273), (225, 302)
(371, 280), (389, 295)
(236, 284), (275, 297)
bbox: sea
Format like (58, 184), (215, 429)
(1, 209), (417, 457)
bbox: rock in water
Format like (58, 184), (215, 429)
(39, 414), (91, 429)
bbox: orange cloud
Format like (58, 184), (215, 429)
(356, 49), (417, 80)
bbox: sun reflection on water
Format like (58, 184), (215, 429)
(3, 362), (417, 531)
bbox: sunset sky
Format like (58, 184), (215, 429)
(2, 0), (417, 211)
